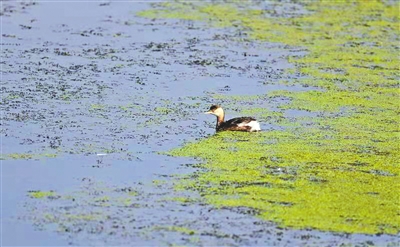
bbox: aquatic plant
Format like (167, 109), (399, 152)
(152, 225), (196, 235)
(5, 152), (58, 160)
(28, 190), (56, 199)
(140, 1), (400, 235)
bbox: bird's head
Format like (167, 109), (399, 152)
(205, 105), (224, 117)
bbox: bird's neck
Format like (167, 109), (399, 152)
(216, 114), (224, 128)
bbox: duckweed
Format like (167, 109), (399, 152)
(29, 191), (56, 199)
(8, 153), (34, 160)
(170, 130), (399, 234)
(152, 225), (196, 235)
(141, 1), (400, 235)
(6, 152), (58, 160)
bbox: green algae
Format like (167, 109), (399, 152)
(137, 2), (205, 21)
(128, 190), (139, 196)
(170, 130), (399, 234)
(90, 104), (106, 111)
(140, 1), (400, 235)
(8, 153), (34, 160)
(5, 152), (58, 160)
(170, 197), (197, 204)
(152, 225), (196, 235)
(29, 191), (56, 199)
(64, 213), (101, 221)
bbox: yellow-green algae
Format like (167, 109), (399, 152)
(140, 1), (400, 235)
(152, 225), (196, 235)
(3, 152), (58, 160)
(29, 191), (56, 199)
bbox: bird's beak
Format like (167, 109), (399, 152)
(204, 111), (212, 114)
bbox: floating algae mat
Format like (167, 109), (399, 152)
(140, 1), (400, 234)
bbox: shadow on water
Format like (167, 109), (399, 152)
(1, 1), (397, 246)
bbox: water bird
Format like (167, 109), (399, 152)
(205, 105), (261, 132)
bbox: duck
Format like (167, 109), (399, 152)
(205, 105), (261, 132)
